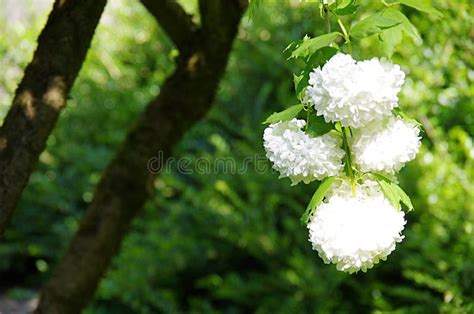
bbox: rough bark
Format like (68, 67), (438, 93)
(140, 0), (197, 50)
(35, 1), (247, 313)
(0, 0), (107, 237)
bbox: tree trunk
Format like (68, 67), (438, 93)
(35, 1), (247, 313)
(0, 0), (106, 237)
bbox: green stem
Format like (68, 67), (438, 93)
(341, 125), (355, 182)
(323, 2), (331, 33)
(337, 17), (352, 54)
(322, 2), (356, 194)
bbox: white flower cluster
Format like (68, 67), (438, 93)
(307, 179), (406, 273)
(351, 116), (422, 173)
(305, 53), (421, 174)
(304, 54), (419, 273)
(306, 53), (405, 128)
(263, 119), (345, 185)
(262, 53), (420, 274)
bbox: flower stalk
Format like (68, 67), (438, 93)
(340, 124), (356, 193)
(321, 1), (355, 186)
(337, 17), (352, 54)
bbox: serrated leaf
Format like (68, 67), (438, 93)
(349, 13), (401, 38)
(400, 0), (443, 19)
(335, 0), (359, 16)
(391, 183), (414, 211)
(262, 104), (304, 124)
(382, 8), (421, 41)
(378, 8), (422, 58)
(290, 32), (341, 60)
(301, 177), (336, 224)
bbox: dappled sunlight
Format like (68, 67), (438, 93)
(187, 51), (205, 75)
(0, 137), (7, 150)
(0, 0), (53, 121)
(42, 76), (67, 111)
(17, 90), (36, 120)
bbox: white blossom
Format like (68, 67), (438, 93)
(263, 119), (345, 185)
(307, 179), (406, 273)
(351, 116), (421, 173)
(305, 53), (405, 128)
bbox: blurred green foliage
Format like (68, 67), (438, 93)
(0, 0), (473, 313)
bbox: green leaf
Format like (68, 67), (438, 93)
(378, 180), (400, 209)
(379, 8), (423, 58)
(380, 26), (403, 58)
(371, 173), (399, 207)
(306, 114), (334, 137)
(283, 40), (299, 59)
(293, 73), (305, 99)
(301, 177), (336, 224)
(334, 0), (359, 16)
(382, 8), (421, 41)
(372, 172), (414, 211)
(393, 108), (423, 127)
(400, 0), (443, 19)
(293, 47), (338, 101)
(370, 172), (395, 183)
(290, 32), (341, 60)
(392, 183), (414, 211)
(262, 104), (304, 124)
(349, 13), (401, 38)
(306, 46), (339, 67)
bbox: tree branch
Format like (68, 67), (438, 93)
(140, 0), (198, 51)
(199, 0), (247, 36)
(0, 0), (107, 237)
(35, 1), (248, 313)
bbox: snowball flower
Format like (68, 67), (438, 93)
(307, 179), (406, 273)
(305, 53), (405, 128)
(263, 118), (344, 185)
(351, 116), (421, 173)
